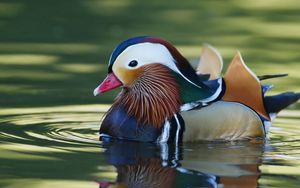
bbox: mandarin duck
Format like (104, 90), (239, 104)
(94, 36), (300, 143)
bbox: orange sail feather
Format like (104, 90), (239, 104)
(222, 52), (270, 120)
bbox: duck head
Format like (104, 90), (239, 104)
(94, 36), (207, 95)
(94, 36), (214, 128)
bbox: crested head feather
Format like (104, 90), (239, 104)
(108, 36), (204, 87)
(110, 64), (181, 128)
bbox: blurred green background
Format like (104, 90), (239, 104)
(1, 0), (299, 108)
(0, 1), (300, 188)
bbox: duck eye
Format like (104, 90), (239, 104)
(128, 60), (138, 67)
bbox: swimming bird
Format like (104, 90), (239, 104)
(94, 36), (300, 143)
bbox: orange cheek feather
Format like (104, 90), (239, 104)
(116, 67), (144, 86)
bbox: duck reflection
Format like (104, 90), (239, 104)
(97, 141), (264, 188)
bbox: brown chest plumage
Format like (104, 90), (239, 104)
(111, 64), (182, 128)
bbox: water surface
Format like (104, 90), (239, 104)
(0, 105), (299, 188)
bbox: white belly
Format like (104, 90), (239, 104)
(181, 101), (264, 141)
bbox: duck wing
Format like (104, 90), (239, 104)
(222, 52), (270, 120)
(196, 44), (223, 80)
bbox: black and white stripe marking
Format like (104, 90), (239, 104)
(157, 113), (185, 144)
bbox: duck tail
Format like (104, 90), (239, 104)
(264, 92), (300, 115)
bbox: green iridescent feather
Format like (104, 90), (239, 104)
(172, 72), (214, 104)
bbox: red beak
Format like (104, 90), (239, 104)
(93, 73), (122, 96)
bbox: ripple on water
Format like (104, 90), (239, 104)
(0, 105), (109, 146)
(0, 105), (299, 188)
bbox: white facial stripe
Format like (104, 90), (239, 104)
(112, 42), (202, 88)
(113, 43), (176, 70)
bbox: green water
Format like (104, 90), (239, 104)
(0, 0), (300, 187)
(0, 106), (299, 187)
